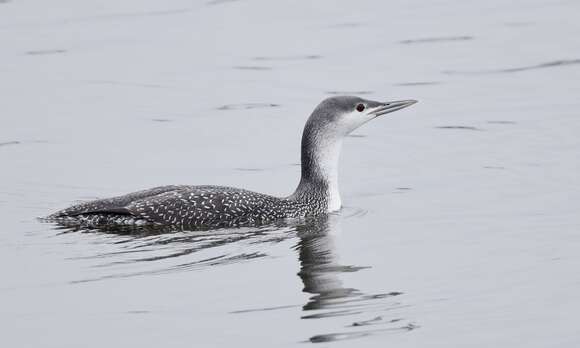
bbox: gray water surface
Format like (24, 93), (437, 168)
(1, 0), (580, 347)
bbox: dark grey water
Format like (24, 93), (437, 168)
(1, 0), (580, 347)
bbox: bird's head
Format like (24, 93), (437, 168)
(306, 96), (418, 137)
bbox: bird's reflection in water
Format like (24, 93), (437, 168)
(296, 215), (365, 314)
(293, 214), (417, 343)
(51, 213), (417, 342)
(54, 221), (297, 283)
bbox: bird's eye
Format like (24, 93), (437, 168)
(356, 103), (365, 112)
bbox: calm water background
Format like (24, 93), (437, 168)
(1, 0), (580, 346)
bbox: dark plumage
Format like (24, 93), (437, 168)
(48, 185), (326, 228)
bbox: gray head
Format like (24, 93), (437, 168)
(305, 96), (418, 137)
(301, 96), (418, 164)
(296, 96), (417, 211)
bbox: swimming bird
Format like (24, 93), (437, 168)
(47, 96), (417, 228)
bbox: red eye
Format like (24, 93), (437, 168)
(356, 103), (365, 112)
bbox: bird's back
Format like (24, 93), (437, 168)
(47, 185), (309, 228)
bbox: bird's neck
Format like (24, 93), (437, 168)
(292, 126), (343, 212)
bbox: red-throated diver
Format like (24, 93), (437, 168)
(46, 96), (417, 228)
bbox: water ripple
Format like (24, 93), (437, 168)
(25, 49), (66, 55)
(435, 126), (483, 131)
(395, 81), (440, 87)
(400, 36), (473, 44)
(207, 0), (239, 5)
(0, 141), (20, 147)
(326, 90), (373, 95)
(444, 59), (580, 74)
(309, 323), (419, 343)
(217, 103), (280, 110)
(52, 215), (415, 343)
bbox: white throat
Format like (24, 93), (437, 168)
(313, 137), (343, 212)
